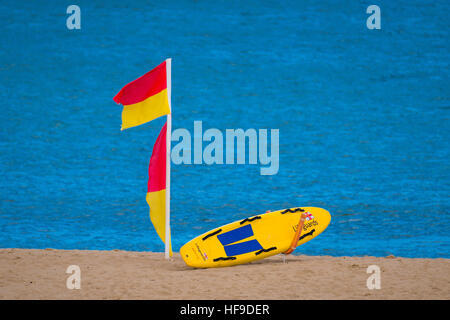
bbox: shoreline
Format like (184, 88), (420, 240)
(0, 248), (449, 300)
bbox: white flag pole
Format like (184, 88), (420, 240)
(165, 58), (172, 259)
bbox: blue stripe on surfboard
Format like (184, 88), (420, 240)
(217, 224), (254, 246)
(223, 239), (263, 256)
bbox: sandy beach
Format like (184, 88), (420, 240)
(0, 248), (448, 300)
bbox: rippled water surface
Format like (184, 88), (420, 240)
(0, 0), (448, 257)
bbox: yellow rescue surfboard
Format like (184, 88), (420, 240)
(180, 207), (331, 268)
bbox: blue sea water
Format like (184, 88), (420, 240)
(0, 0), (448, 258)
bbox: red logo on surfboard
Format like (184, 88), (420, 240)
(305, 212), (314, 221)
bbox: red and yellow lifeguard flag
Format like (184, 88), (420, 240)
(146, 122), (172, 255)
(113, 61), (171, 130)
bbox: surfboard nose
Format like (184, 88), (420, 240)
(320, 207), (332, 227)
(303, 207), (331, 224)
